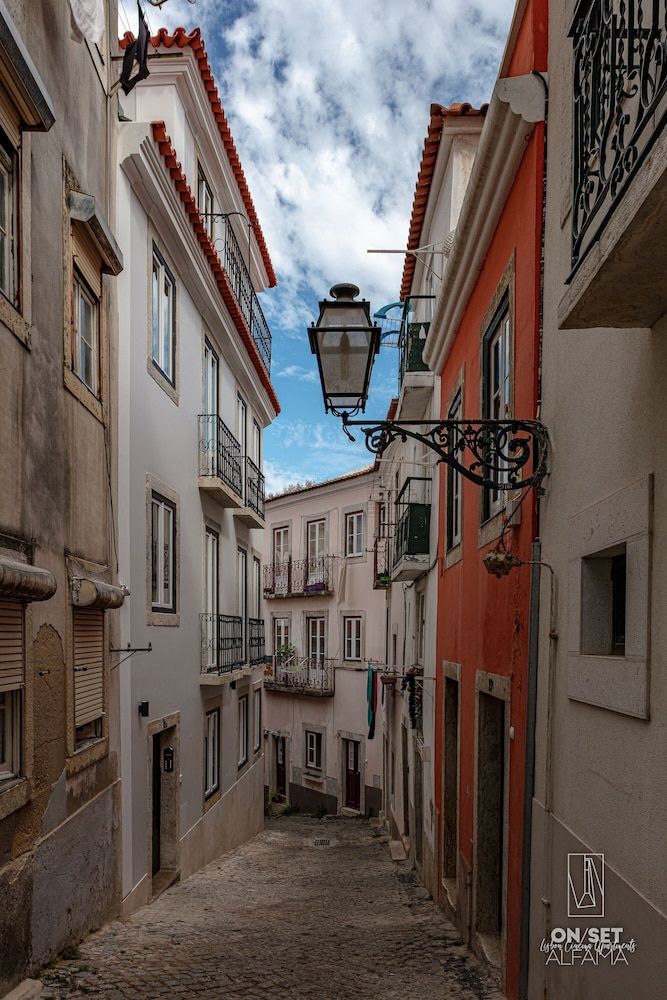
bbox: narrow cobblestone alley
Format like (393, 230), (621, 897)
(40, 817), (504, 1000)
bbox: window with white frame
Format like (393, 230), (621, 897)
(446, 388), (462, 550)
(308, 617), (325, 662)
(482, 295), (511, 519)
(254, 689), (261, 751)
(252, 556), (261, 618)
(253, 419), (261, 466)
(274, 617), (290, 654)
(416, 593), (425, 663)
(0, 129), (18, 306)
(151, 493), (176, 611)
(0, 598), (23, 782)
(204, 707), (219, 798)
(344, 616), (362, 661)
(151, 244), (175, 384)
(305, 729), (322, 770)
(72, 269), (99, 396)
(346, 511), (364, 557)
(197, 164), (214, 241)
(238, 694), (248, 766)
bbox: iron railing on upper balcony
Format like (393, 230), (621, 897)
(245, 456), (265, 520)
(248, 617), (265, 665)
(200, 613), (244, 674)
(570, 0), (667, 272)
(219, 217), (272, 373)
(263, 557), (335, 597)
(394, 477), (432, 566)
(198, 415), (243, 497)
(265, 655), (335, 695)
(397, 295), (433, 388)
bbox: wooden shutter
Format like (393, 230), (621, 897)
(0, 599), (23, 693)
(73, 608), (104, 727)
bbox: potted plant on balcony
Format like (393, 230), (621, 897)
(276, 642), (295, 662)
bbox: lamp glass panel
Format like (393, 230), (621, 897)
(316, 327), (372, 400)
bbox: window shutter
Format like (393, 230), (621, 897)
(73, 608), (104, 727)
(0, 599), (23, 693)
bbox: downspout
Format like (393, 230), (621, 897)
(519, 69), (549, 1000)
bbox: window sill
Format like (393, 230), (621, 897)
(303, 769), (324, 783)
(445, 542), (462, 569)
(204, 786), (221, 812)
(147, 355), (179, 405)
(0, 294), (31, 348)
(64, 366), (104, 423)
(67, 737), (108, 776)
(0, 776), (30, 821)
(147, 610), (180, 627)
(478, 500), (521, 549)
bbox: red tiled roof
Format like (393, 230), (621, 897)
(120, 26), (276, 288)
(400, 102), (488, 300)
(152, 122), (280, 414)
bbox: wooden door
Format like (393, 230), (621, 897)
(151, 733), (161, 876)
(276, 736), (286, 797)
(344, 739), (361, 810)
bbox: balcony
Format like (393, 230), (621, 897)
(220, 217), (272, 373)
(200, 613), (244, 678)
(561, 0), (667, 329)
(373, 536), (392, 589)
(263, 557), (335, 598)
(264, 655), (335, 697)
(398, 297), (434, 418)
(198, 415), (244, 508)
(235, 456), (266, 528)
(392, 477), (431, 582)
(248, 617), (265, 665)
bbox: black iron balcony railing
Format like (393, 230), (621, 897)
(570, 0), (667, 272)
(200, 613), (244, 673)
(373, 537), (392, 588)
(198, 415), (243, 497)
(394, 477), (431, 566)
(263, 557), (335, 597)
(397, 294), (433, 387)
(245, 456), (265, 520)
(220, 218), (272, 373)
(265, 655), (335, 695)
(248, 617), (265, 665)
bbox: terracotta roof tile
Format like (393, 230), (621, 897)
(120, 26), (276, 287)
(400, 102), (488, 300)
(152, 121), (280, 414)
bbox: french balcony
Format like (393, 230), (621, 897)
(397, 298), (434, 418)
(561, 0), (667, 329)
(392, 477), (431, 582)
(248, 617), (265, 665)
(264, 655), (335, 697)
(200, 613), (265, 683)
(373, 536), (392, 589)
(263, 557), (335, 598)
(198, 415), (244, 509)
(220, 217), (272, 373)
(234, 455), (265, 528)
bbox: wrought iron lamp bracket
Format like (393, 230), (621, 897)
(340, 414), (549, 494)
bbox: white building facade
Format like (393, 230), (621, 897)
(115, 28), (279, 914)
(262, 470), (385, 816)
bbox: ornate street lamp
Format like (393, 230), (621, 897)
(309, 283), (548, 494)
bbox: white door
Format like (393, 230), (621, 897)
(203, 341), (219, 475)
(307, 520), (326, 587)
(308, 617), (325, 662)
(237, 394), (247, 501)
(273, 526), (290, 596)
(238, 548), (247, 661)
(205, 529), (219, 668)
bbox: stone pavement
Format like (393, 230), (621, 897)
(40, 816), (505, 1000)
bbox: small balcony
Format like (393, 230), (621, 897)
(392, 477), (431, 582)
(248, 617), (265, 665)
(263, 557), (335, 598)
(200, 612), (244, 677)
(264, 655), (335, 697)
(235, 455), (265, 528)
(397, 297), (434, 418)
(373, 536), (392, 589)
(198, 415), (244, 508)
(220, 217), (272, 374)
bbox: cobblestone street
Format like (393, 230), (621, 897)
(40, 816), (504, 1000)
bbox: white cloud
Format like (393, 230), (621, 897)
(274, 364), (317, 383)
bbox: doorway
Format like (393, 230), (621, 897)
(151, 733), (161, 877)
(414, 748), (423, 867)
(401, 724), (410, 837)
(443, 676), (459, 886)
(148, 720), (180, 894)
(276, 735), (287, 798)
(475, 691), (506, 956)
(344, 738), (361, 810)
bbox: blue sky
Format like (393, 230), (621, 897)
(120, 0), (514, 492)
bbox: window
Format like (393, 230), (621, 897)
(253, 419), (261, 466)
(151, 245), (175, 384)
(238, 694), (248, 766)
(238, 548), (247, 661)
(72, 269), (99, 396)
(204, 708), (219, 798)
(0, 598), (23, 781)
(416, 593), (425, 663)
(203, 338), (218, 416)
(197, 164), (215, 240)
(446, 389), (462, 550)
(151, 493), (176, 611)
(237, 394), (247, 457)
(581, 544), (627, 657)
(273, 526), (290, 564)
(305, 730), (322, 770)
(482, 297), (511, 519)
(346, 511), (364, 557)
(73, 608), (104, 749)
(0, 129), (18, 306)
(377, 502), (389, 538)
(252, 557), (261, 618)
(254, 690), (261, 751)
(274, 617), (290, 654)
(307, 519), (326, 586)
(308, 617), (325, 662)
(344, 616), (362, 661)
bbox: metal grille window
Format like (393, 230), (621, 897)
(346, 511), (364, 556)
(151, 245), (176, 384)
(482, 296), (511, 519)
(306, 730), (322, 770)
(73, 270), (99, 396)
(204, 708), (219, 798)
(151, 493), (176, 611)
(0, 599), (23, 781)
(238, 694), (248, 766)
(446, 389), (462, 550)
(344, 616), (362, 661)
(197, 164), (215, 240)
(0, 131), (17, 306)
(254, 690), (261, 752)
(73, 608), (104, 744)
